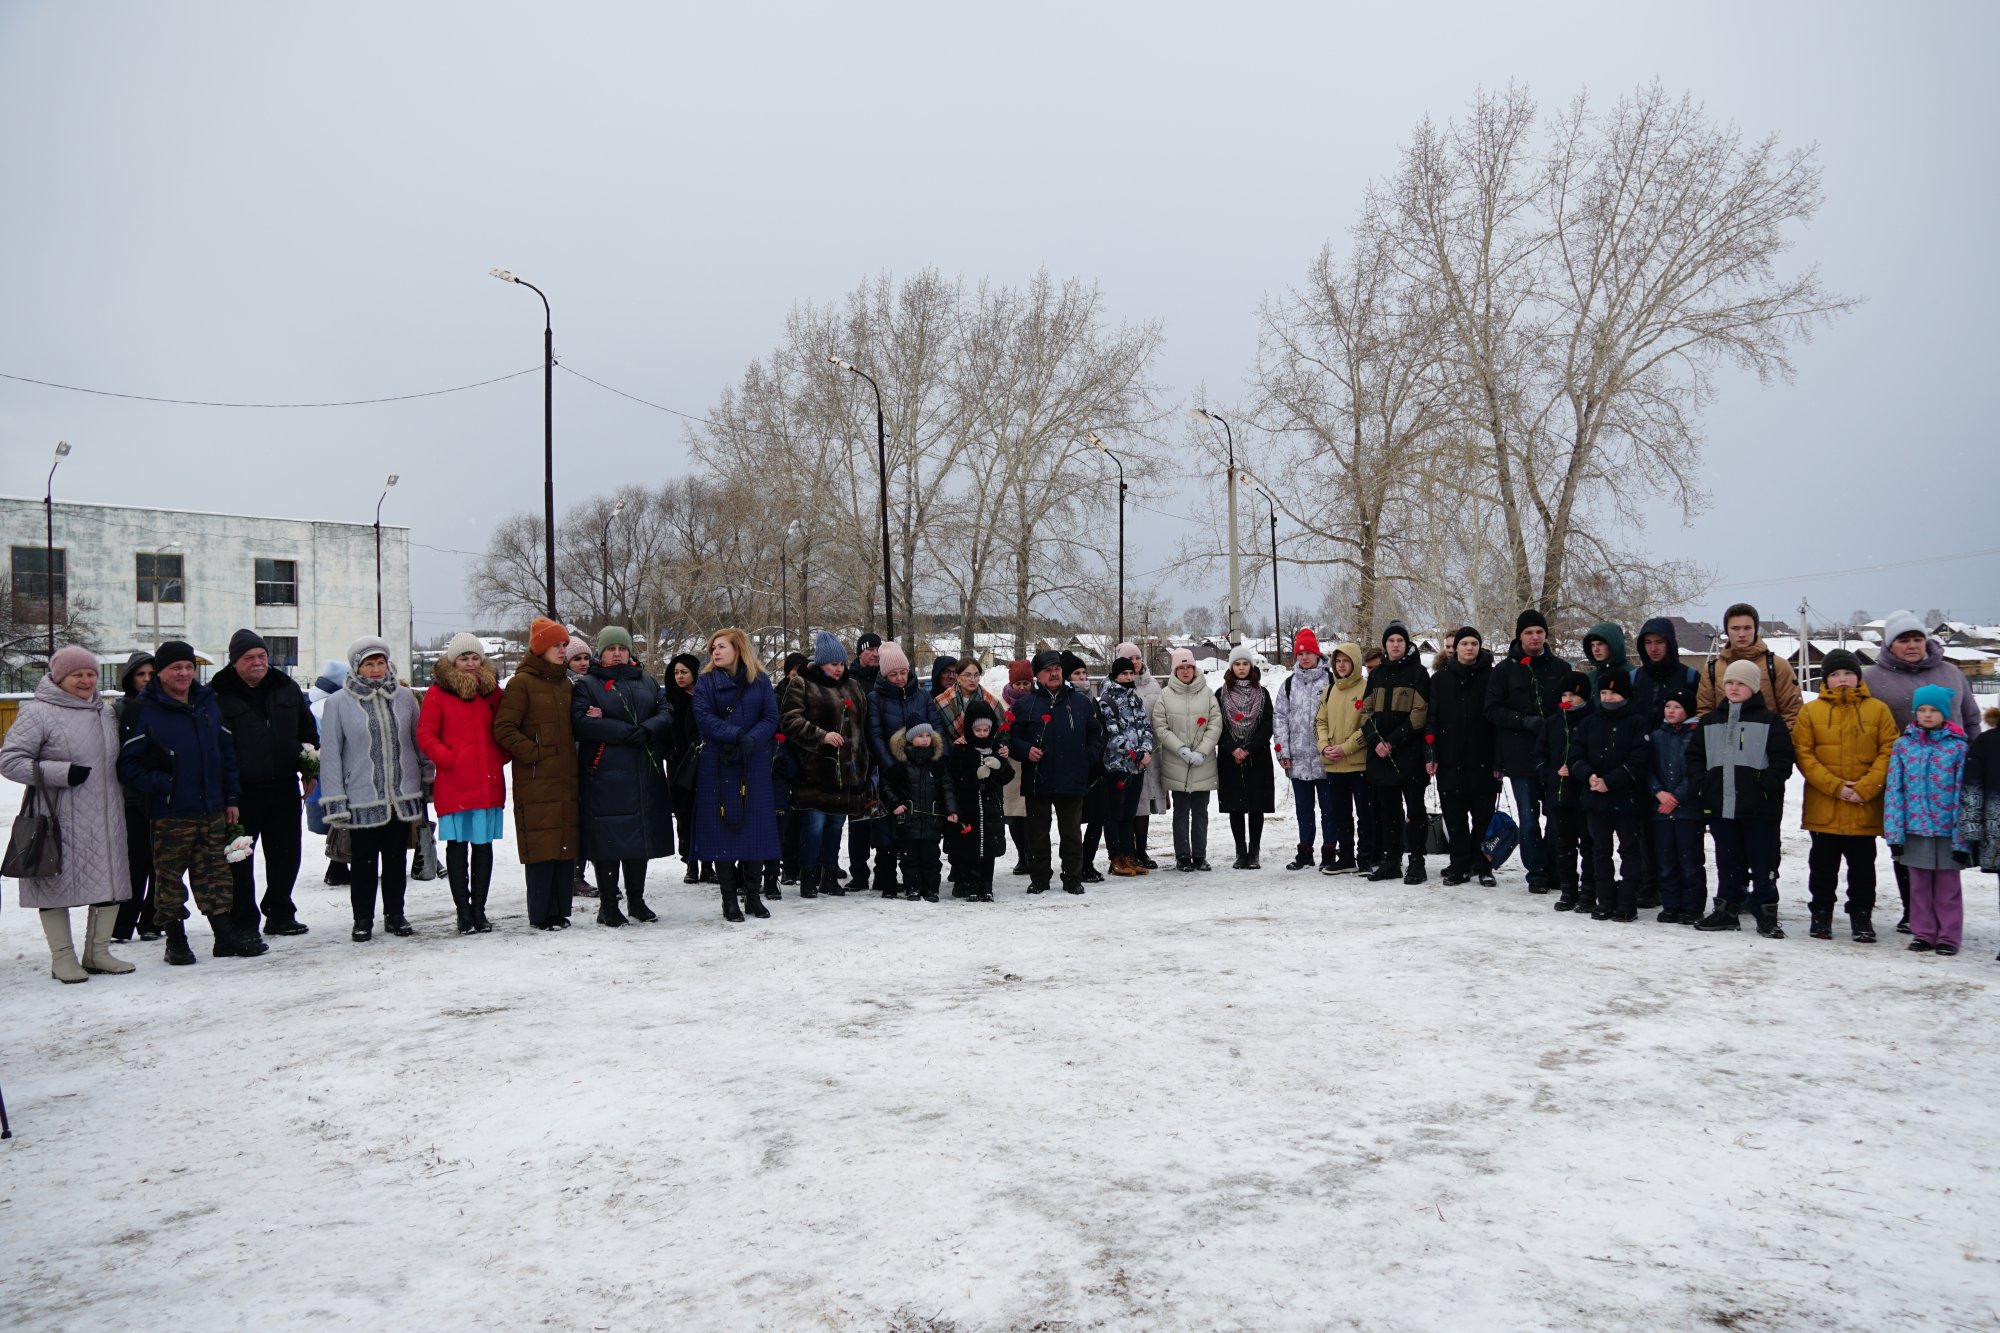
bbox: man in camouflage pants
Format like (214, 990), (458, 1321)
(118, 639), (267, 964)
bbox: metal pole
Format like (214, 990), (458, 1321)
(829, 358), (896, 642)
(541, 310), (555, 617)
(780, 550), (789, 654)
(44, 444), (66, 662)
(374, 516), (383, 635)
(1253, 484), (1279, 659)
(1117, 466), (1127, 647)
(1222, 416), (1239, 646)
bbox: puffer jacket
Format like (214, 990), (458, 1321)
(1580, 622), (1630, 693)
(1687, 695), (1794, 823)
(1272, 660), (1330, 779)
(1883, 722), (1969, 849)
(947, 716), (1014, 859)
(1792, 683), (1898, 837)
(781, 665), (874, 816)
(882, 730), (954, 844)
(0, 676), (132, 909)
(492, 653), (580, 863)
(418, 656), (509, 816)
(572, 661), (676, 862)
(1696, 638), (1803, 725)
(1957, 709), (2000, 872)
(1570, 701), (1653, 814)
(1427, 649), (1495, 795)
(1004, 681), (1104, 799)
(1631, 617), (1700, 728)
(1361, 650), (1430, 787)
(117, 679), (239, 819)
(1536, 699), (1593, 809)
(1150, 672), (1222, 793)
(1648, 718), (1702, 821)
(1486, 642), (1571, 778)
(870, 674), (942, 775)
(1097, 677), (1154, 774)
(1865, 637), (1983, 736)
(1313, 645), (1368, 775)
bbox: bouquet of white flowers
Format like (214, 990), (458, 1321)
(299, 744), (320, 779)
(222, 824), (256, 864)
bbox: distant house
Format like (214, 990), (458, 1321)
(1664, 617), (1720, 657)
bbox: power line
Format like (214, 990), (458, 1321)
(1717, 545), (2000, 593)
(0, 365), (541, 408)
(558, 364), (727, 430)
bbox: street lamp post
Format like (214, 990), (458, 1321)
(44, 441), (69, 662)
(1086, 431), (1127, 645)
(148, 542), (183, 647)
(600, 498), (625, 623)
(490, 267), (557, 615)
(374, 474), (399, 635)
(826, 356), (895, 642)
(1250, 481), (1279, 661)
(1192, 408), (1241, 644)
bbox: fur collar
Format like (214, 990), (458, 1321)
(433, 657), (498, 701)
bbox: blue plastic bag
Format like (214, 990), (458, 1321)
(1482, 809), (1519, 869)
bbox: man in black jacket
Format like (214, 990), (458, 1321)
(845, 631), (887, 890)
(1485, 609), (1572, 892)
(212, 629), (319, 936)
(1006, 649), (1106, 894)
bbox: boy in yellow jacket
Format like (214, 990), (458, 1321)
(1793, 648), (1898, 942)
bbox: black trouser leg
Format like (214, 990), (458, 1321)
(1549, 806), (1582, 896)
(229, 782), (303, 929)
(525, 859), (571, 925)
(1007, 815), (1029, 870)
(1024, 798), (1056, 887)
(1053, 795), (1085, 885)
(116, 808), (154, 938)
(1893, 859), (1910, 921)
(348, 821), (406, 926)
(1230, 811), (1249, 858)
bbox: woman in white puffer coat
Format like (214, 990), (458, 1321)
(1150, 648), (1222, 871)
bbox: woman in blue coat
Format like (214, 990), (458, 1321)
(691, 627), (781, 923)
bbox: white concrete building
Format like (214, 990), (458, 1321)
(2, 496), (409, 684)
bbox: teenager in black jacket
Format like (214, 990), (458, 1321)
(1571, 668), (1654, 921)
(1427, 628), (1497, 886)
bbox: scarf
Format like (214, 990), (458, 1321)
(1224, 677), (1267, 744)
(341, 672), (425, 824)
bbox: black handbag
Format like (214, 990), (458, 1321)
(3, 787), (63, 878)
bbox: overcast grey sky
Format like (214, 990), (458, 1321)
(3, 1), (1993, 637)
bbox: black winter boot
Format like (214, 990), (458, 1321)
(762, 859), (781, 900)
(820, 864), (846, 896)
(1695, 905), (1742, 931)
(683, 858), (701, 885)
(1287, 844), (1315, 871)
(597, 876), (627, 927)
(700, 862), (720, 885)
(719, 864), (744, 922)
(1850, 911), (1876, 943)
(1402, 857), (1426, 886)
(1753, 904), (1785, 939)
(1322, 851), (1356, 876)
(447, 843), (474, 934)
(798, 865), (820, 899)
(1366, 857), (1403, 883)
(163, 920), (197, 966)
(1809, 908), (1833, 940)
(470, 845), (494, 932)
(210, 915), (269, 958)
(742, 865), (769, 919)
(627, 885), (658, 922)
(1554, 888), (1578, 912)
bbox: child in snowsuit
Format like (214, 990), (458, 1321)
(1956, 706), (2000, 961)
(1536, 671), (1594, 912)
(947, 701), (1015, 902)
(1791, 647), (1898, 942)
(1691, 658), (1795, 938)
(884, 723), (953, 903)
(1885, 684), (1972, 954)
(1571, 667), (1652, 921)
(1648, 685), (1707, 924)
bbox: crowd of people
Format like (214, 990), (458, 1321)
(4, 600), (1996, 983)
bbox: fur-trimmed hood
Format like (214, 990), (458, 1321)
(432, 655), (499, 701)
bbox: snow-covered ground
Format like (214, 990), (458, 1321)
(1, 777), (1995, 1332)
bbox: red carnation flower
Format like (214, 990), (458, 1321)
(774, 733), (786, 743)
(1424, 734), (1434, 744)
(1041, 713), (1052, 723)
(1521, 658), (1531, 667)
(1197, 717), (1208, 726)
(1233, 712), (1245, 721)
(604, 681), (615, 691)
(1354, 698), (1364, 710)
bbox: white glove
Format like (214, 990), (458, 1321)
(1189, 749), (1207, 766)
(1178, 746), (1200, 765)
(978, 755), (1000, 776)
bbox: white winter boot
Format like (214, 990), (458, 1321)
(40, 909), (88, 984)
(83, 904), (136, 975)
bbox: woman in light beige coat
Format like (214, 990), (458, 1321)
(1150, 649), (1222, 870)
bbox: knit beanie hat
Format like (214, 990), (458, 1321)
(48, 644), (97, 684)
(1722, 659), (1763, 692)
(1663, 683), (1698, 717)
(1292, 627), (1321, 658)
(154, 640), (197, 671)
(445, 632), (484, 662)
(1059, 651), (1087, 678)
(1110, 656), (1136, 679)
(1031, 649), (1064, 675)
(1007, 659), (1032, 687)
(1382, 620), (1411, 648)
(596, 625), (634, 652)
(1451, 625), (1482, 647)
(877, 640), (911, 675)
(1820, 648), (1863, 682)
(855, 632), (883, 656)
(529, 617), (567, 656)
(1515, 608), (1548, 636)
(1169, 647), (1197, 674)
(564, 638), (592, 663)
(781, 651), (809, 679)
(964, 698), (999, 734)
(905, 722), (937, 746)
(812, 630), (847, 667)
(1228, 644), (1256, 665)
(1115, 640), (1143, 666)
(1881, 609), (1927, 644)
(1912, 683), (1957, 717)
(1560, 670), (1591, 698)
(347, 636), (392, 672)
(1596, 666), (1632, 698)
(227, 628), (268, 665)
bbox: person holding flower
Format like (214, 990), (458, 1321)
(1215, 646), (1276, 870)
(1005, 650), (1105, 893)
(1151, 648), (1223, 872)
(211, 628), (319, 938)
(319, 636), (431, 942)
(779, 631), (874, 899)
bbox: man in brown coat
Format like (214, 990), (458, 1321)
(1695, 602), (1804, 725)
(494, 616), (581, 928)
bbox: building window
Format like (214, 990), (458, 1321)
(10, 546), (66, 622)
(137, 552), (186, 603)
(254, 558), (298, 606)
(263, 636), (299, 668)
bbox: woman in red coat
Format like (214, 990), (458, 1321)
(418, 633), (509, 933)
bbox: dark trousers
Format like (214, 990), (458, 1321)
(1228, 811), (1265, 856)
(1374, 782), (1428, 862)
(1170, 790), (1210, 862)
(1652, 818), (1707, 915)
(1289, 776), (1340, 850)
(230, 780), (304, 928)
(849, 816), (890, 884)
(593, 858), (649, 898)
(1893, 860), (1912, 922)
(1105, 773), (1145, 858)
(1323, 771), (1364, 858)
(1026, 794), (1086, 887)
(779, 808), (802, 878)
(349, 819), (410, 926)
(1711, 819), (1781, 909)
(1438, 783), (1497, 873)
(525, 858), (576, 925)
(961, 855), (996, 897)
(671, 790), (696, 864)
(899, 839), (942, 898)
(1355, 782), (1381, 861)
(1808, 833), (1877, 918)
(115, 805), (155, 937)
(1584, 810), (1643, 912)
(1508, 776), (1549, 883)
(1548, 805), (1584, 895)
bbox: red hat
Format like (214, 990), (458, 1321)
(1008, 659), (1032, 686)
(1292, 627), (1321, 658)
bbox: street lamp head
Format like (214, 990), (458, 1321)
(1191, 407), (1216, 424)
(53, 440), (71, 459)
(489, 267), (519, 284)
(384, 474), (400, 490)
(611, 499), (626, 518)
(826, 354), (856, 372)
(1085, 430), (1104, 449)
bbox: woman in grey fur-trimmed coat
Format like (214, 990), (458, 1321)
(319, 636), (431, 941)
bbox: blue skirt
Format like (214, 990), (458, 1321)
(438, 806), (506, 844)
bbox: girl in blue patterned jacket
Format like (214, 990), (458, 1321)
(1885, 684), (1971, 955)
(1097, 656), (1156, 877)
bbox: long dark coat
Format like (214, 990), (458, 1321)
(572, 662), (676, 862)
(947, 729), (1015, 859)
(1428, 650), (1497, 796)
(691, 665), (781, 861)
(492, 653), (580, 864)
(1214, 682), (1276, 814)
(781, 665), (875, 816)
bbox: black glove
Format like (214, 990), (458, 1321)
(1886, 844), (1903, 860)
(67, 764), (91, 787)
(716, 741), (742, 765)
(1952, 849), (1972, 868)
